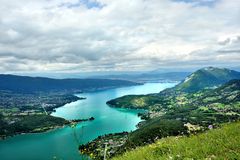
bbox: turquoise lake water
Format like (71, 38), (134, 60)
(0, 82), (177, 160)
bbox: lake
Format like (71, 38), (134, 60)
(0, 82), (177, 160)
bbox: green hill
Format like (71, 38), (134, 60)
(82, 68), (240, 159)
(174, 67), (240, 92)
(111, 79), (240, 151)
(106, 94), (163, 109)
(112, 121), (240, 160)
(107, 79), (240, 114)
(82, 79), (240, 159)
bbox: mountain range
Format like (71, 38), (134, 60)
(88, 71), (190, 82)
(0, 74), (139, 94)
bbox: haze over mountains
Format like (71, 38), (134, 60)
(0, 74), (139, 94)
(89, 71), (190, 82)
(1, 67), (239, 94)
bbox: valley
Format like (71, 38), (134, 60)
(1, 0), (239, 159)
(0, 75), (139, 139)
(80, 67), (240, 159)
(0, 82), (174, 160)
(0, 67), (239, 160)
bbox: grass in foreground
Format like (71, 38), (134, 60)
(112, 121), (240, 160)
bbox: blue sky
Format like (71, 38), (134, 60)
(173, 0), (218, 6)
(61, 0), (104, 9)
(0, 0), (239, 73)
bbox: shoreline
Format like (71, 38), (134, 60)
(0, 82), (177, 160)
(0, 124), (68, 140)
(0, 83), (141, 141)
(0, 116), (96, 140)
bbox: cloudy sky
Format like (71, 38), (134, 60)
(0, 0), (239, 74)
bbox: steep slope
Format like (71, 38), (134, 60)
(215, 79), (240, 93)
(174, 67), (240, 92)
(112, 121), (240, 160)
(107, 79), (240, 116)
(83, 80), (240, 159)
(198, 79), (240, 104)
(107, 67), (240, 111)
(107, 79), (240, 123)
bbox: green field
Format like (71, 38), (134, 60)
(112, 121), (240, 160)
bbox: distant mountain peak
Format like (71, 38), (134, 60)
(176, 67), (240, 92)
(202, 66), (222, 72)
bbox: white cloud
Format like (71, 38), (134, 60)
(0, 0), (239, 73)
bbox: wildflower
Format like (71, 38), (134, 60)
(208, 125), (213, 130)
